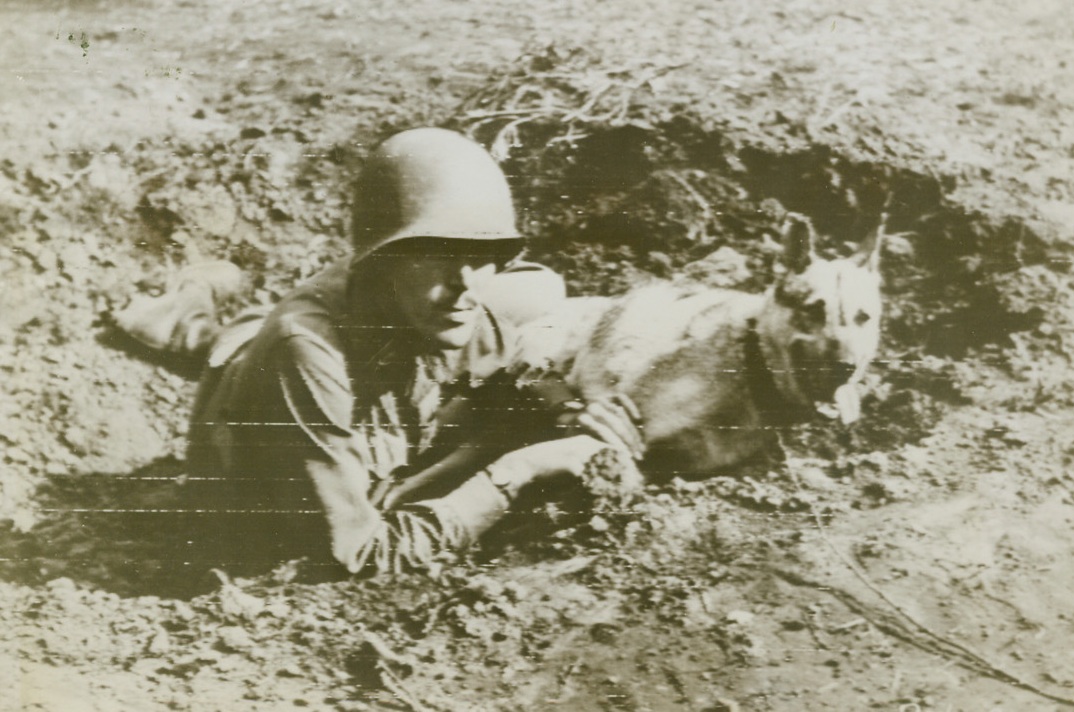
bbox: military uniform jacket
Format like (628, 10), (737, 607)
(187, 257), (565, 574)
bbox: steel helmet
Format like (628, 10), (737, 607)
(350, 127), (522, 261)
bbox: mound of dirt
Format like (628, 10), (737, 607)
(5, 1), (1074, 710)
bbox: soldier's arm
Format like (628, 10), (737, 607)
(274, 333), (516, 575)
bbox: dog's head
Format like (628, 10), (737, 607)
(757, 213), (883, 423)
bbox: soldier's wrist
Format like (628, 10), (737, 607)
(483, 459), (524, 501)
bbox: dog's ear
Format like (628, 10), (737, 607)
(780, 213), (816, 274)
(854, 213), (885, 272)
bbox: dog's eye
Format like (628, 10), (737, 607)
(854, 310), (871, 326)
(804, 299), (827, 324)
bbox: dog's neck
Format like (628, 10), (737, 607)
(743, 318), (814, 427)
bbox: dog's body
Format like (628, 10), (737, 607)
(514, 215), (884, 476)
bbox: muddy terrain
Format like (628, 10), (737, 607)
(3, 0), (1074, 710)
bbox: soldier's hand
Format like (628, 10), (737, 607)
(556, 394), (646, 460)
(487, 435), (620, 500)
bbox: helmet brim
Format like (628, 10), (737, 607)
(359, 235), (525, 265)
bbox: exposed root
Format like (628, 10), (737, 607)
(355, 629), (442, 712)
(666, 170), (714, 242)
(378, 664), (438, 712)
(775, 472), (1074, 708)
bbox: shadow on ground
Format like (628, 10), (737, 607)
(0, 457), (350, 599)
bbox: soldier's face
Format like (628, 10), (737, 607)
(387, 252), (498, 349)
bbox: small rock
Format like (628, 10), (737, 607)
(171, 601), (196, 622)
(900, 445), (930, 469)
(466, 576), (505, 600)
(62, 426), (92, 455)
(683, 246), (750, 288)
(882, 232), (915, 258)
(6, 446), (29, 463)
(34, 247), (59, 272)
(196, 649), (223, 664)
(588, 515), (610, 532)
(502, 581), (528, 602)
(725, 610), (754, 626)
(262, 600), (290, 619)
(337, 701), (371, 712)
(60, 243), (92, 281)
(218, 578), (265, 621)
(796, 466), (836, 491)
(147, 630), (171, 655)
(44, 460), (67, 477)
(129, 657), (164, 679)
(277, 663), (305, 678)
(647, 251), (674, 275)
(218, 626), (253, 651)
(154, 384), (180, 405)
(11, 508), (36, 532)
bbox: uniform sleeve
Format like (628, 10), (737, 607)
(342, 473), (510, 574)
(272, 332), (511, 575)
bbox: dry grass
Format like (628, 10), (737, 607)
(451, 45), (685, 158)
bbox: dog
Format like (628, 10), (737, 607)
(512, 213), (884, 477)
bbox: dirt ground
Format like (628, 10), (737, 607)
(3, 0), (1074, 710)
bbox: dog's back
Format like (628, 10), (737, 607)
(512, 282), (767, 470)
